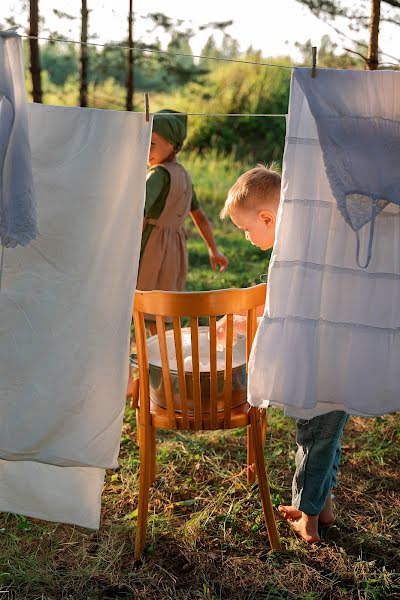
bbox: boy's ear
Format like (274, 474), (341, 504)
(258, 210), (274, 225)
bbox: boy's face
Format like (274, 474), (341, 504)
(229, 205), (277, 251)
(148, 132), (174, 167)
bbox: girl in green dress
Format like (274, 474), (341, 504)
(137, 109), (228, 305)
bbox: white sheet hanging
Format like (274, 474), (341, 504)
(0, 103), (151, 527)
(0, 30), (37, 247)
(248, 68), (400, 419)
(0, 460), (105, 529)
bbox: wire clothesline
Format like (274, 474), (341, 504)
(21, 33), (295, 70)
(158, 112), (287, 117)
(20, 33), (400, 69)
(20, 32), (398, 117)
(85, 89), (286, 117)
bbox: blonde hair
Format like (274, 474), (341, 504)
(220, 163), (281, 219)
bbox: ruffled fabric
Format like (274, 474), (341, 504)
(294, 68), (400, 268)
(0, 30), (37, 247)
(247, 68), (400, 418)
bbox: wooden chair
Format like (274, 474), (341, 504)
(131, 283), (281, 560)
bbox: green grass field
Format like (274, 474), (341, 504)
(0, 152), (399, 599)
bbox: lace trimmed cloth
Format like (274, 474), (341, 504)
(294, 68), (400, 268)
(0, 30), (37, 248)
(247, 68), (400, 418)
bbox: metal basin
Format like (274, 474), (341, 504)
(130, 326), (247, 414)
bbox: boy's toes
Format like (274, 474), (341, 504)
(278, 505), (302, 521)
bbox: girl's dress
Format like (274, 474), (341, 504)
(137, 159), (196, 292)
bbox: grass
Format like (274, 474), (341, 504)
(1, 412), (399, 599)
(1, 152), (399, 599)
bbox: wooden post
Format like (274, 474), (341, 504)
(80, 0), (89, 107)
(126, 0), (134, 111)
(29, 0), (42, 103)
(367, 0), (381, 70)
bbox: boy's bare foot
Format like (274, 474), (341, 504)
(289, 514), (320, 544)
(278, 492), (335, 529)
(319, 493), (335, 527)
(278, 506), (320, 544)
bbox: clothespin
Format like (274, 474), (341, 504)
(311, 46), (317, 78)
(144, 93), (150, 123)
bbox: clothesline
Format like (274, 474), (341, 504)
(157, 112), (287, 117)
(20, 34), (400, 70)
(21, 34), (295, 70)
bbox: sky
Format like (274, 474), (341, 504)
(2, 0), (399, 64)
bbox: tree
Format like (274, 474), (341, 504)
(41, 42), (78, 86)
(29, 0), (42, 102)
(294, 0), (400, 29)
(368, 0), (381, 69)
(295, 34), (365, 68)
(199, 35), (222, 68)
(295, 0), (400, 65)
(80, 0), (89, 107)
(126, 0), (134, 111)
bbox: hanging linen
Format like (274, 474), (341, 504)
(0, 30), (37, 247)
(248, 68), (400, 419)
(0, 102), (151, 527)
(294, 68), (400, 269)
(0, 460), (105, 529)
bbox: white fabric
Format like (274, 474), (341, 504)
(0, 460), (105, 529)
(248, 68), (400, 419)
(0, 31), (37, 247)
(0, 103), (151, 527)
(294, 68), (400, 268)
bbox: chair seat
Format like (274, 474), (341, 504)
(150, 399), (251, 430)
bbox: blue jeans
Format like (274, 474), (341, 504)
(292, 411), (349, 515)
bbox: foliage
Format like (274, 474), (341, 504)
(295, 0), (400, 31)
(296, 34), (366, 69)
(149, 56), (292, 163)
(295, 0), (400, 66)
(40, 41), (78, 86)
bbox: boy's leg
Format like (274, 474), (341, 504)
(318, 421), (349, 525)
(279, 411), (348, 542)
(292, 411), (349, 515)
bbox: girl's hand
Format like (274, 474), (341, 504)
(209, 250), (229, 272)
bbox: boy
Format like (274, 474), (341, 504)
(219, 164), (349, 544)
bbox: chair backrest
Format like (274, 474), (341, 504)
(133, 283), (266, 431)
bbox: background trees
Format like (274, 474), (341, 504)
(2, 1), (395, 163)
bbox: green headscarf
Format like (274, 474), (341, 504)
(152, 109), (187, 152)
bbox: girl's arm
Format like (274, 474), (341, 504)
(190, 208), (229, 272)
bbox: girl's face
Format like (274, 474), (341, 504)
(148, 132), (174, 167)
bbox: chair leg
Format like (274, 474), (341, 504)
(149, 424), (156, 485)
(247, 425), (256, 485)
(131, 379), (140, 446)
(134, 423), (154, 561)
(261, 411), (267, 450)
(249, 407), (281, 551)
(135, 408), (141, 447)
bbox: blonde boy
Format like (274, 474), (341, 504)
(220, 164), (280, 252)
(218, 165), (280, 337)
(220, 164), (349, 545)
